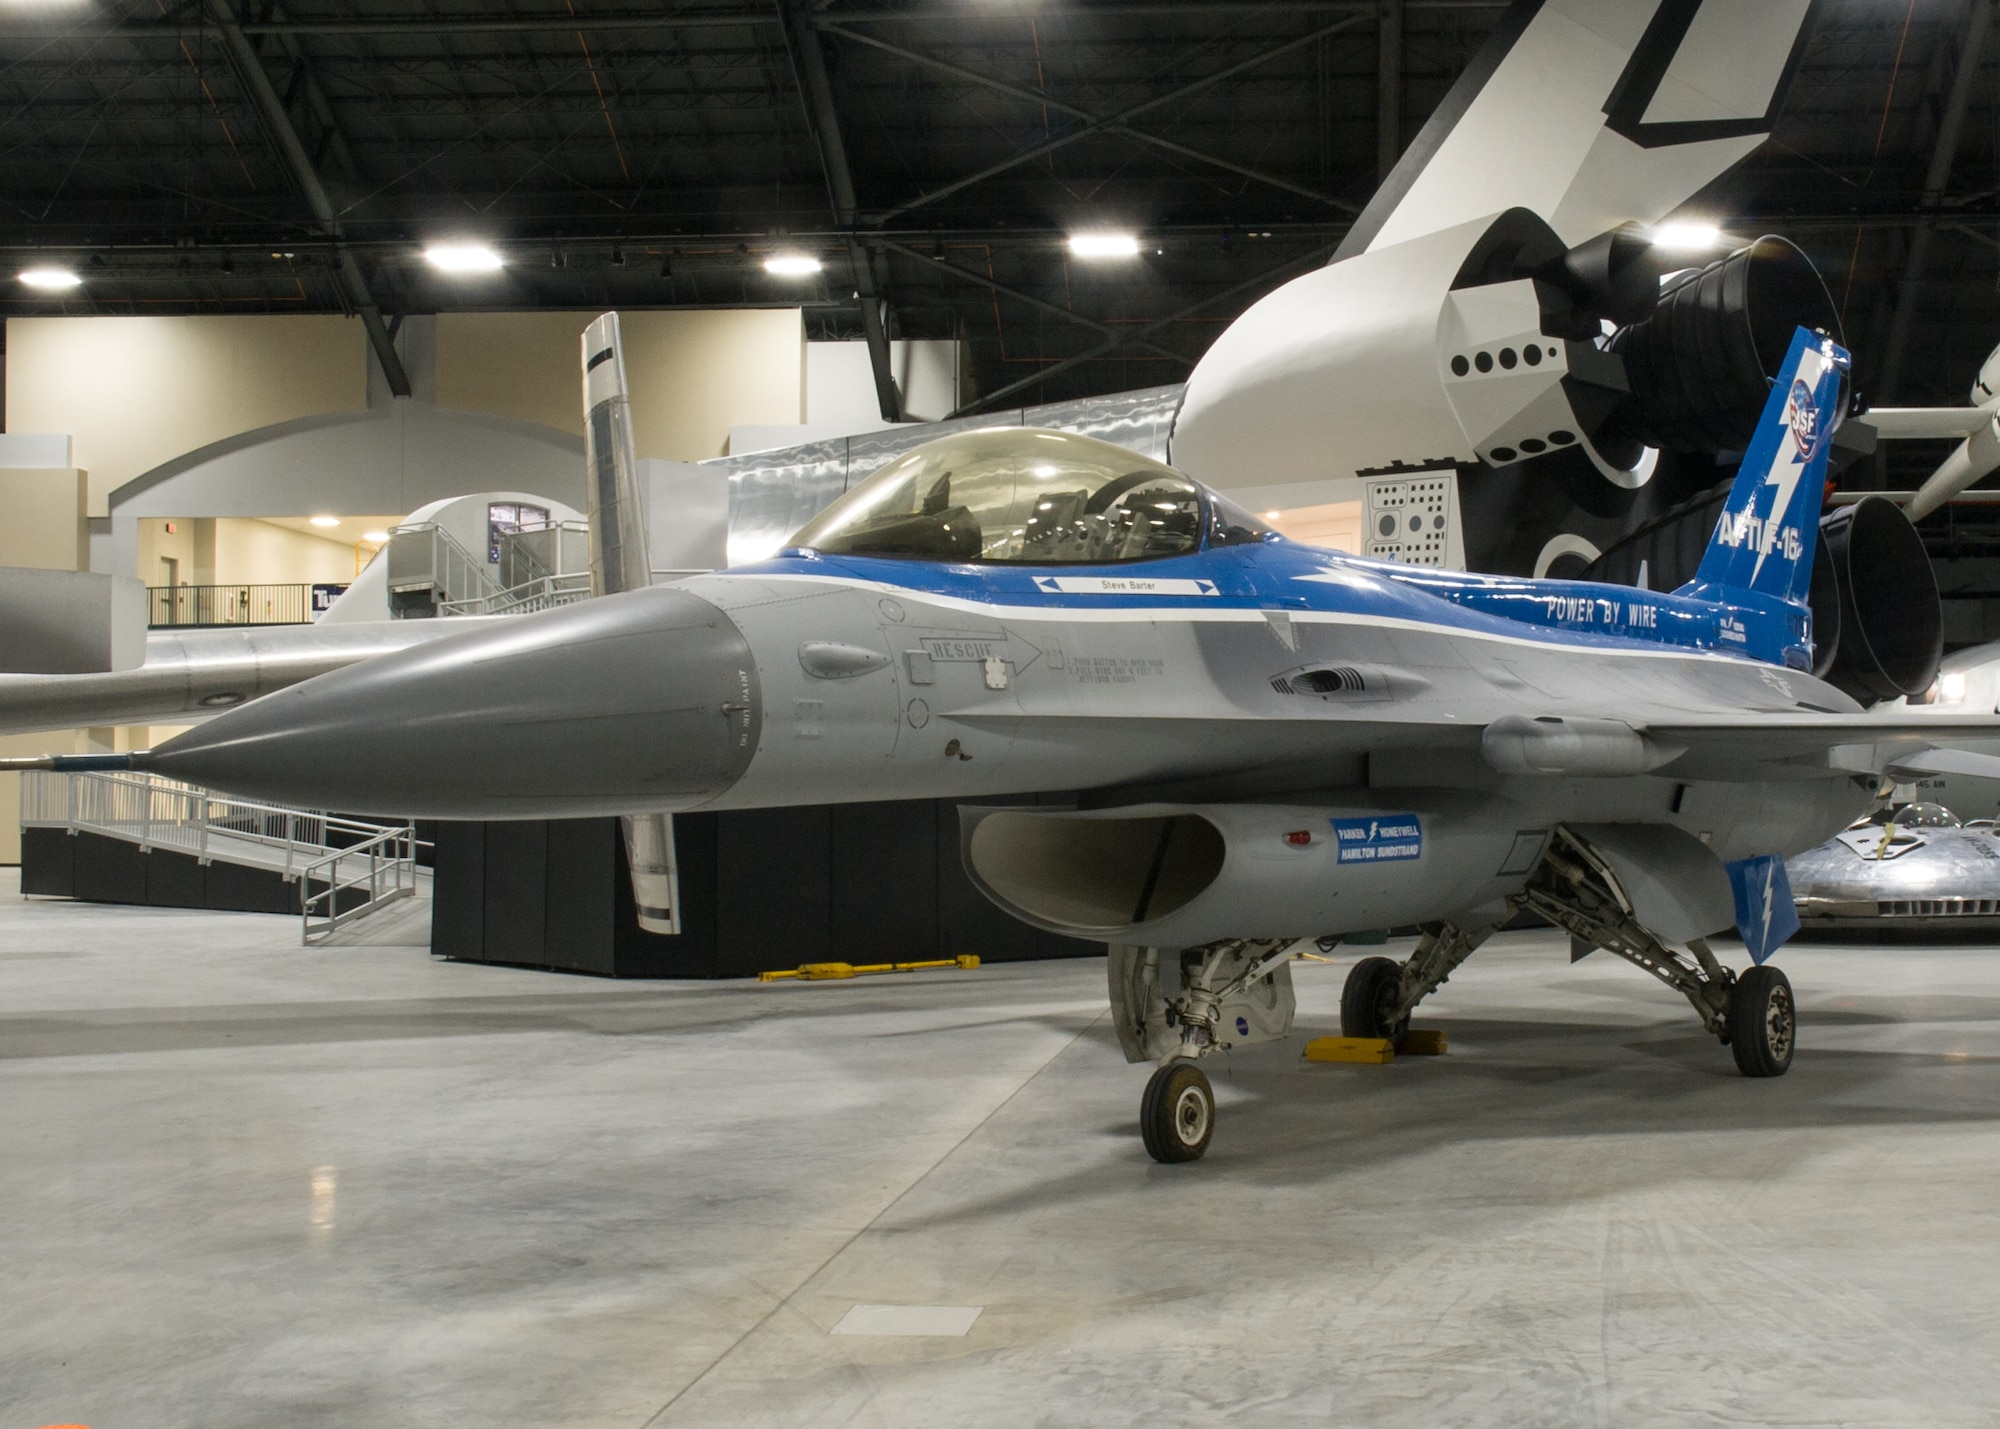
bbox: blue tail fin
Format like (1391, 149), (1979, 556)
(1686, 328), (1851, 605)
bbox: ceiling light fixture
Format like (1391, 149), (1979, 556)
(424, 242), (504, 273)
(310, 515), (341, 528)
(764, 252), (823, 276)
(1068, 232), (1141, 259)
(362, 530), (391, 543)
(1648, 221), (1723, 252)
(18, 267), (81, 291)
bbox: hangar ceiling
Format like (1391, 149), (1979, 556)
(1, 0), (1996, 430)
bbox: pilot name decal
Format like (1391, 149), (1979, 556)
(1331, 815), (1423, 865)
(1032, 576), (1219, 596)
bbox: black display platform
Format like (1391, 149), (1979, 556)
(22, 826), (304, 914)
(432, 799), (1099, 979)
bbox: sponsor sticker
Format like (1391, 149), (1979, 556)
(1031, 576), (1219, 596)
(1331, 815), (1423, 865)
(1787, 377), (1823, 460)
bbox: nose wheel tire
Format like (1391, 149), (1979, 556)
(1341, 955), (1409, 1042)
(1141, 1061), (1215, 1163)
(1728, 965), (1795, 1078)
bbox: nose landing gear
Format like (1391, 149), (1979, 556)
(1115, 938), (1303, 1164)
(1140, 1061), (1215, 1162)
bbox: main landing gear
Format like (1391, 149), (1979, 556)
(1351, 832), (1798, 1081)
(1125, 829), (1800, 1164)
(1340, 921), (1494, 1042)
(1511, 829), (1795, 1077)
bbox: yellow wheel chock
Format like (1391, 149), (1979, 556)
(1303, 1028), (1449, 1063)
(758, 954), (981, 983)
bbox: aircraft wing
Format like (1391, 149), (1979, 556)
(1863, 407), (1999, 441)
(1641, 715), (2000, 779)
(0, 617), (487, 736)
(1344, 0), (1820, 257)
(954, 708), (2000, 792)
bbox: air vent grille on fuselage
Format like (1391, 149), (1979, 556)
(1271, 666), (1368, 697)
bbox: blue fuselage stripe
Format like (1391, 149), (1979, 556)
(740, 539), (1800, 666)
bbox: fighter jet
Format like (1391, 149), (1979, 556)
(9, 3), (2000, 1166)
(32, 321), (1995, 1164)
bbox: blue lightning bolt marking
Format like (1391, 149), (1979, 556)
(1747, 349), (1826, 588)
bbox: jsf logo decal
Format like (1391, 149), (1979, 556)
(1331, 815), (1423, 865)
(1787, 377), (1824, 461)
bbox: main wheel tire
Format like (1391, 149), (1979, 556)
(1728, 965), (1796, 1078)
(1140, 1061), (1214, 1163)
(1341, 955), (1409, 1042)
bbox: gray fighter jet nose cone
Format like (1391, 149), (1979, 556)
(145, 587), (760, 819)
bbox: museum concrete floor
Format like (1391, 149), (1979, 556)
(4, 871), (1999, 1428)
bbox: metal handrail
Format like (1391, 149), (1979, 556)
(21, 768), (396, 877)
(440, 569), (593, 617)
(387, 521), (500, 605)
(21, 769), (419, 943)
(301, 826), (418, 944)
(148, 583), (314, 628)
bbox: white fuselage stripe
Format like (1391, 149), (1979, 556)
(712, 571), (1753, 668)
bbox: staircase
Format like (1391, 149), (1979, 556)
(385, 521), (500, 617)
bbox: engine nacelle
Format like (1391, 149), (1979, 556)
(1606, 236), (1842, 457)
(959, 799), (1544, 948)
(1170, 209), (1841, 493)
(1811, 495), (1942, 705)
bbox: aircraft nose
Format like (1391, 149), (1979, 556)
(145, 587), (761, 819)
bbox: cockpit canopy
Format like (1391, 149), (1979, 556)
(787, 426), (1265, 565)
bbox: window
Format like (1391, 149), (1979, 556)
(487, 502), (550, 562)
(789, 427), (1213, 565)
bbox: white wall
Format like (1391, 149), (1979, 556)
(6, 315), (368, 515)
(642, 460), (730, 574)
(96, 402), (586, 581)
(807, 340), (962, 424)
(435, 309), (805, 460)
(1263, 500), (1362, 553)
(731, 339), (963, 455)
(213, 520), (358, 586)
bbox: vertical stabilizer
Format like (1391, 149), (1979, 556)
(1344, 0), (1822, 256)
(1686, 326), (1849, 606)
(582, 312), (652, 597)
(581, 312), (680, 935)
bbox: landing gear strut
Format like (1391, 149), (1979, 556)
(1341, 921), (1494, 1042)
(1124, 938), (1302, 1164)
(1514, 828), (1792, 1075)
(1123, 828), (1797, 1166)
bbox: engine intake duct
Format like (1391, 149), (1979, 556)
(1608, 236), (1841, 456)
(1812, 496), (1941, 705)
